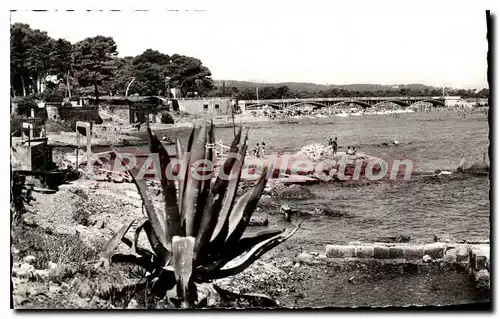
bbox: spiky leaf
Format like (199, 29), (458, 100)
(148, 127), (184, 248)
(183, 124), (207, 236)
(210, 131), (249, 244)
(111, 145), (168, 249)
(96, 219), (136, 268)
(208, 225), (300, 279)
(178, 126), (196, 221)
(172, 235), (196, 306)
(193, 121), (215, 236)
(225, 168), (269, 244)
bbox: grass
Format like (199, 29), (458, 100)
(12, 224), (100, 273)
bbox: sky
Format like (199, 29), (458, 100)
(10, 9), (489, 89)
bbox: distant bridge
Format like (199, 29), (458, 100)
(238, 96), (446, 111)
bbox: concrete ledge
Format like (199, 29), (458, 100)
(423, 243), (446, 259)
(388, 247), (404, 259)
(373, 246), (390, 259)
(356, 246), (374, 258)
(324, 241), (490, 291)
(403, 246), (424, 260)
(326, 245), (356, 258)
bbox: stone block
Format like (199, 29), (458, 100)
(404, 245), (424, 260)
(456, 245), (470, 263)
(356, 245), (374, 258)
(326, 245), (340, 258)
(338, 246), (356, 258)
(373, 246), (390, 259)
(474, 255), (488, 271)
(326, 245), (355, 258)
(388, 246), (405, 259)
(473, 269), (490, 290)
(423, 243), (446, 259)
(443, 249), (457, 263)
(471, 245), (490, 270)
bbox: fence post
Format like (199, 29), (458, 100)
(76, 121), (93, 177)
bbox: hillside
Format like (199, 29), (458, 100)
(213, 80), (440, 93)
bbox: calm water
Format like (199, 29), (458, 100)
(132, 110), (491, 252)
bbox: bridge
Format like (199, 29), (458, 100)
(238, 96), (447, 111)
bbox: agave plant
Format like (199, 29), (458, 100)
(97, 121), (299, 308)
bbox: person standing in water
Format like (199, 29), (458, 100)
(261, 142), (266, 156)
(332, 137), (338, 155)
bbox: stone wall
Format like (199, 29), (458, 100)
(99, 104), (130, 123)
(322, 241), (490, 289)
(46, 106), (102, 125)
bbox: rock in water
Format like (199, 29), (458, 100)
(298, 143), (333, 161)
(394, 234), (411, 243)
(422, 255), (432, 263)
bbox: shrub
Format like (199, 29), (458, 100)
(160, 111), (175, 124)
(13, 96), (38, 116)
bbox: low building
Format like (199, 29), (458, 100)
(177, 98), (236, 115)
(444, 96), (463, 107)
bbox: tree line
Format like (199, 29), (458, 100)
(208, 84), (489, 100)
(10, 23), (214, 102)
(11, 23), (489, 103)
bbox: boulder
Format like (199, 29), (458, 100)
(22, 255), (36, 264)
(49, 284), (61, 294)
(295, 252), (313, 263)
(443, 248), (457, 263)
(248, 215), (269, 226)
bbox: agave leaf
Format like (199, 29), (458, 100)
(176, 133), (184, 211)
(193, 190), (223, 265)
(133, 176), (169, 249)
(192, 121), (215, 236)
(206, 225), (300, 280)
(110, 253), (155, 270)
(111, 145), (167, 248)
(183, 124), (207, 237)
(148, 127), (183, 249)
(212, 284), (278, 308)
(225, 167), (269, 244)
(193, 126), (245, 265)
(231, 230), (283, 257)
(95, 219), (136, 268)
(172, 235), (196, 306)
(195, 230), (282, 280)
(209, 130), (249, 244)
(121, 236), (156, 260)
(178, 126), (196, 221)
(131, 219), (147, 256)
(142, 219), (170, 264)
(218, 126), (243, 180)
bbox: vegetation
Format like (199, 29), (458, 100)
(10, 23), (488, 102)
(210, 80), (490, 100)
(98, 123), (299, 308)
(160, 112), (175, 124)
(10, 23), (214, 100)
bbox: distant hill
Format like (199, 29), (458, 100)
(213, 80), (440, 92)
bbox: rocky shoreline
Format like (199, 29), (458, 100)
(11, 177), (490, 309)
